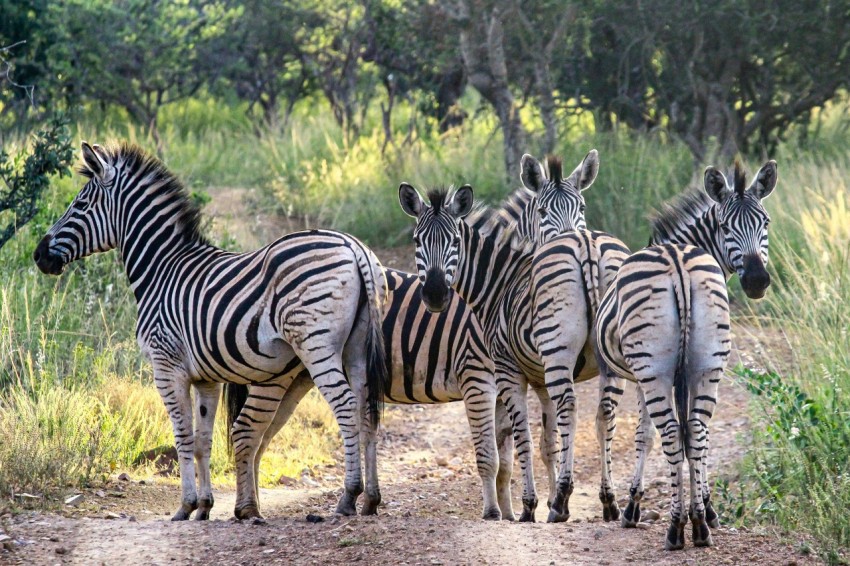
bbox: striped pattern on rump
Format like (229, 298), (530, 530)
(226, 267), (504, 519)
(596, 244), (730, 550)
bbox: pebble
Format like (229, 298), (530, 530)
(55, 547), (68, 555)
(65, 494), (84, 507)
(118, 472), (131, 481)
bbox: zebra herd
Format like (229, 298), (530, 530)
(32, 141), (776, 551)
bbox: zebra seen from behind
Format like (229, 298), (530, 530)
(618, 160), (778, 531)
(33, 142), (389, 521)
(225, 267), (506, 520)
(594, 161), (778, 549)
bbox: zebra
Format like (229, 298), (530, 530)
(224, 267), (506, 520)
(594, 161), (777, 549)
(33, 141), (389, 522)
(398, 155), (629, 523)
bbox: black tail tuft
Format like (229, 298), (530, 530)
(365, 319), (388, 428)
(223, 383), (250, 456)
(674, 347), (690, 454)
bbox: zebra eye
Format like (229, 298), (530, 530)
(538, 207), (548, 218)
(413, 235), (421, 246)
(452, 235), (461, 247)
(579, 204), (586, 213)
(75, 199), (90, 211)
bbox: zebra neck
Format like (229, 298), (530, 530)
(116, 199), (219, 304)
(649, 206), (733, 278)
(454, 220), (533, 326)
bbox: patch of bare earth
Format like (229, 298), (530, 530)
(2, 188), (819, 565)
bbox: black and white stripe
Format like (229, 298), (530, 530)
(594, 160), (777, 549)
(225, 267), (505, 519)
(33, 141), (389, 522)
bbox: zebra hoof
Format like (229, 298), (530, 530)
(171, 498), (198, 521)
(692, 518), (714, 547)
(664, 520), (686, 551)
(361, 492), (381, 516)
(194, 497), (214, 521)
(482, 507), (501, 521)
(621, 499), (640, 528)
(705, 500), (720, 529)
(335, 494), (358, 516)
(600, 492), (620, 522)
(519, 496), (538, 522)
(546, 509), (570, 523)
(234, 504), (263, 521)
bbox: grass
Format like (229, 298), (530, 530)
(0, 93), (848, 561)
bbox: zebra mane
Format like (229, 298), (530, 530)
(649, 190), (714, 241)
(733, 159), (746, 197)
(80, 142), (209, 245)
(547, 156), (563, 184)
(463, 186), (536, 253)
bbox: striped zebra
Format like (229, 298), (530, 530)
(33, 142), (389, 522)
(594, 161), (777, 549)
(398, 154), (629, 523)
(225, 267), (505, 520)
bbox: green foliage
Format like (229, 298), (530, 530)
(0, 114), (73, 249)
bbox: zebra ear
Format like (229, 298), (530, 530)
(571, 149), (599, 192)
(399, 183), (426, 218)
(703, 167), (731, 203)
(81, 141), (106, 180)
(520, 154), (546, 192)
(449, 184), (474, 218)
(749, 160), (777, 200)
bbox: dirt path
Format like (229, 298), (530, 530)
(1, 188), (818, 565)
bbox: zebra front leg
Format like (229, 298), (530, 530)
(531, 384), (558, 512)
(622, 387), (655, 528)
(460, 373), (500, 520)
(303, 352), (363, 516)
(153, 367), (197, 521)
(496, 366), (538, 522)
(193, 382), (220, 521)
(494, 398), (516, 520)
(596, 370), (624, 522)
(232, 381), (288, 520)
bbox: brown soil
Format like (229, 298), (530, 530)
(0, 188), (819, 565)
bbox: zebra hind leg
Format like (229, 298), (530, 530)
(193, 382), (220, 520)
(596, 370), (624, 522)
(532, 385), (558, 514)
(497, 370), (538, 522)
(622, 387), (655, 528)
(687, 375), (719, 547)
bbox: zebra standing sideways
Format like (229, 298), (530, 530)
(594, 161), (777, 549)
(225, 267), (506, 520)
(33, 142), (389, 521)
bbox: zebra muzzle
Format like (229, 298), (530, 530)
(421, 267), (451, 313)
(33, 235), (66, 275)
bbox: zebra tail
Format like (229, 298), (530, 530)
(672, 254), (692, 455)
(351, 241), (389, 428)
(223, 383), (250, 456)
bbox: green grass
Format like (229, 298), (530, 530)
(0, 94), (848, 562)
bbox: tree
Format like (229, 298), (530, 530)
(0, 115), (73, 250)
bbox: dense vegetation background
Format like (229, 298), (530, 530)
(1, 0), (848, 561)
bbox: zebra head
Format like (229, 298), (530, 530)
(703, 160), (778, 299)
(399, 183), (474, 313)
(34, 142), (119, 275)
(519, 150), (599, 244)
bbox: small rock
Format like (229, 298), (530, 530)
(138, 480), (146, 486)
(258, 539), (266, 546)
(448, 457), (462, 467)
(55, 547), (68, 555)
(118, 472), (131, 481)
(95, 490), (106, 498)
(642, 510), (661, 521)
(128, 516), (137, 522)
(593, 529), (606, 540)
(306, 514), (325, 524)
(278, 475), (297, 487)
(49, 536), (60, 543)
(301, 477), (320, 487)
(65, 494), (84, 507)
(0, 535), (13, 551)
(104, 512), (121, 520)
(636, 522), (651, 530)
(435, 456), (449, 467)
